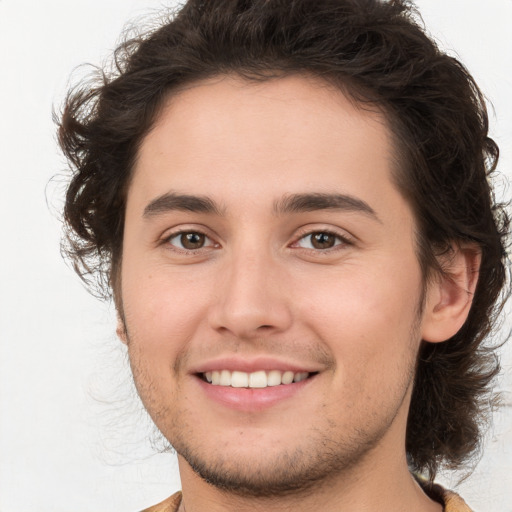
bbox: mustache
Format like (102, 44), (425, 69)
(171, 335), (336, 375)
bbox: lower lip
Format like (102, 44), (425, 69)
(195, 375), (314, 412)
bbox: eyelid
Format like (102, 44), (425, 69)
(158, 224), (355, 254)
(161, 225), (220, 253)
(290, 226), (356, 250)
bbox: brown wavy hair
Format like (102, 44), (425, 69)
(58, 0), (510, 478)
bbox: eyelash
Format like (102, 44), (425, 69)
(164, 230), (218, 254)
(162, 228), (354, 255)
(292, 229), (353, 252)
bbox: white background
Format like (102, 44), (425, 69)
(0, 1), (511, 511)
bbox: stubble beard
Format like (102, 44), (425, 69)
(128, 347), (419, 500)
(126, 300), (423, 500)
(166, 366), (416, 500)
(171, 421), (399, 498)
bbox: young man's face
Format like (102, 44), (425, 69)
(120, 75), (432, 494)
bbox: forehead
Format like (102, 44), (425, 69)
(129, 74), (402, 221)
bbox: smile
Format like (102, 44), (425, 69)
(202, 370), (311, 388)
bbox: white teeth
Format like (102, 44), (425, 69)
(204, 369), (311, 388)
(267, 370), (282, 387)
(281, 371), (294, 385)
(231, 371), (249, 388)
(293, 372), (309, 383)
(220, 370), (231, 386)
(249, 370), (267, 388)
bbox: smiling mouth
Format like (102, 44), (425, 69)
(199, 370), (316, 388)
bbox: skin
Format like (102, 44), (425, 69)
(119, 75), (477, 511)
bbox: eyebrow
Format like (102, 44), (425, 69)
(143, 192), (225, 217)
(273, 193), (380, 221)
(143, 191), (379, 222)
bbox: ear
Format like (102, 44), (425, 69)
(116, 314), (128, 344)
(421, 243), (481, 343)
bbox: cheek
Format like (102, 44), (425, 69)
(121, 263), (214, 358)
(294, 261), (423, 370)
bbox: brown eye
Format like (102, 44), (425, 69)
(310, 232), (337, 249)
(181, 232), (205, 249)
(295, 231), (345, 250)
(167, 231), (213, 251)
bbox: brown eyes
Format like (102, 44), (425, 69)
(166, 230), (348, 253)
(180, 232), (206, 250)
(295, 231), (345, 250)
(166, 231), (216, 251)
(310, 232), (337, 249)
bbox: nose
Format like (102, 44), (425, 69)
(207, 247), (293, 339)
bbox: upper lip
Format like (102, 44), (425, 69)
(190, 356), (322, 375)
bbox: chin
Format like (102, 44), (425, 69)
(172, 424), (384, 498)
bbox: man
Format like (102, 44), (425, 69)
(58, 0), (509, 510)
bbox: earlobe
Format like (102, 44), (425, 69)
(116, 315), (128, 344)
(421, 244), (481, 343)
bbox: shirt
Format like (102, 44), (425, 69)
(140, 484), (473, 511)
